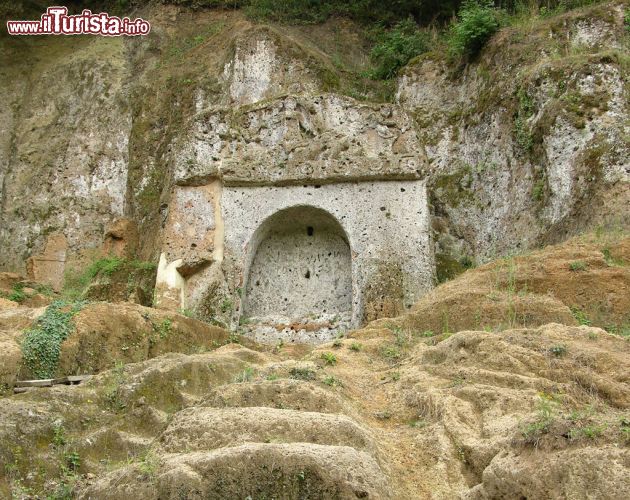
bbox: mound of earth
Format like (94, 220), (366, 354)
(374, 233), (629, 336)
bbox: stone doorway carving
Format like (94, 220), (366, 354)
(242, 206), (352, 337)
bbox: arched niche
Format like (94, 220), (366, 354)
(241, 206), (352, 324)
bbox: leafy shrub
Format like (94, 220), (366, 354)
(21, 300), (86, 378)
(447, 0), (500, 59)
(368, 18), (430, 79)
(321, 352), (338, 365)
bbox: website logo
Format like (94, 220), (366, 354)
(6, 6), (151, 36)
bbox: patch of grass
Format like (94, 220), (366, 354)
(569, 260), (587, 272)
(62, 256), (155, 300)
(604, 324), (630, 339)
(571, 306), (591, 326)
(602, 247), (625, 267)
(549, 344), (567, 357)
(103, 361), (127, 412)
(569, 424), (606, 440)
(521, 395), (556, 446)
(322, 375), (343, 387)
(408, 419), (427, 428)
(21, 300), (87, 378)
(289, 366), (316, 380)
(381, 345), (401, 360)
(320, 352), (338, 365)
(234, 366), (256, 383)
(349, 342), (363, 352)
(138, 450), (159, 479)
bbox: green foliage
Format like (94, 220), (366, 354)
(571, 306), (591, 326)
(368, 18), (430, 79)
(321, 352), (338, 365)
(104, 361), (127, 411)
(604, 323), (630, 339)
(531, 178), (545, 201)
(447, 0), (501, 59)
(234, 366), (256, 383)
(332, 338), (343, 348)
(349, 342), (363, 351)
(8, 287), (27, 303)
(521, 395), (556, 445)
(602, 247), (625, 267)
(245, 0), (434, 26)
(62, 256), (155, 300)
(549, 344), (567, 357)
(289, 366), (316, 380)
(569, 260), (587, 271)
(52, 424), (67, 448)
(323, 375), (343, 387)
(21, 300), (86, 379)
(381, 345), (402, 359)
(514, 88), (535, 152)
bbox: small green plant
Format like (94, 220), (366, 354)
(332, 338), (343, 348)
(63, 451), (81, 471)
(321, 352), (337, 365)
(7, 283), (27, 303)
(569, 261), (587, 272)
(349, 342), (363, 352)
(408, 419), (427, 428)
(323, 375), (343, 387)
(391, 371), (401, 381)
(447, 0), (500, 59)
(381, 345), (401, 360)
(266, 373), (279, 381)
(604, 324), (630, 339)
(521, 395), (556, 445)
(419, 330), (434, 338)
(21, 300), (86, 378)
(549, 344), (567, 357)
(602, 247), (625, 267)
(104, 361), (127, 411)
(138, 451), (159, 479)
(531, 178), (545, 201)
(374, 410), (392, 420)
(234, 366), (255, 383)
(571, 306), (591, 326)
(289, 366), (316, 380)
(569, 424), (606, 440)
(52, 424), (66, 448)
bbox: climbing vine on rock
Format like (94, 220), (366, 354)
(21, 300), (87, 379)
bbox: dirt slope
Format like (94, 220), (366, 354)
(0, 234), (628, 498)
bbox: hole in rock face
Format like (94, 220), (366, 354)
(243, 206), (352, 322)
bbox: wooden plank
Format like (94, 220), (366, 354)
(15, 379), (54, 388)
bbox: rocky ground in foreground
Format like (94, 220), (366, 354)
(0, 232), (629, 499)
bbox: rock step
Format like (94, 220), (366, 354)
(202, 378), (346, 413)
(80, 442), (392, 500)
(159, 406), (375, 453)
